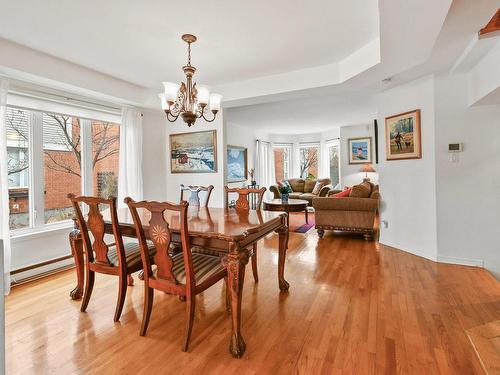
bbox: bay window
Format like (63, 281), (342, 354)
(5, 104), (120, 233)
(273, 143), (291, 183)
(327, 140), (340, 187)
(299, 143), (319, 179)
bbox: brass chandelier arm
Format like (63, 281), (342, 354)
(165, 110), (180, 122)
(200, 110), (218, 123)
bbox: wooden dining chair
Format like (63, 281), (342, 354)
(224, 186), (266, 282)
(180, 184), (214, 207)
(68, 194), (156, 322)
(124, 197), (228, 352)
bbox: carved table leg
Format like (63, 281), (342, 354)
(69, 225), (84, 300)
(277, 226), (290, 292)
(222, 247), (249, 358)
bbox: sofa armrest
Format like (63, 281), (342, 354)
(312, 197), (379, 211)
(269, 184), (281, 199)
(318, 184), (333, 197)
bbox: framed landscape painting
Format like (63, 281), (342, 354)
(348, 137), (372, 164)
(170, 130), (217, 173)
(226, 145), (248, 182)
(385, 109), (421, 160)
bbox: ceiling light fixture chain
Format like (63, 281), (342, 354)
(158, 34), (222, 127)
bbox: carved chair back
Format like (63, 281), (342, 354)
(124, 198), (195, 288)
(224, 186), (266, 210)
(68, 194), (125, 268)
(180, 184), (214, 207)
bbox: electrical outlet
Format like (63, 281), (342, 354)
(381, 220), (388, 229)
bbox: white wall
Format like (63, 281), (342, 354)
(376, 75), (438, 261)
(163, 114), (226, 207)
(339, 124), (379, 187)
(435, 73), (500, 277)
(225, 122), (257, 188)
(141, 108), (168, 201)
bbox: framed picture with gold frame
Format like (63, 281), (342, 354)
(385, 109), (421, 160)
(169, 130), (217, 173)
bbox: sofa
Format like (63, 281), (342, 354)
(270, 178), (332, 206)
(312, 180), (380, 240)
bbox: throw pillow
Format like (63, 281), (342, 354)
(312, 181), (324, 195)
(282, 180), (293, 193)
(349, 182), (372, 198)
(332, 188), (351, 198)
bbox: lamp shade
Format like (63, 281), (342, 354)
(197, 85), (210, 105)
(162, 81), (180, 102)
(360, 164), (376, 173)
(209, 93), (222, 111)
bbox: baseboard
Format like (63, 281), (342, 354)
(379, 239), (437, 262)
(437, 255), (484, 268)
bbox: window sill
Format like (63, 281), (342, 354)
(10, 221), (74, 242)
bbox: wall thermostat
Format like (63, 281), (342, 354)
(448, 143), (463, 152)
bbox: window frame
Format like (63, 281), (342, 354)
(6, 102), (121, 238)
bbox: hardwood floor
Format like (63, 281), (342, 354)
(6, 230), (500, 374)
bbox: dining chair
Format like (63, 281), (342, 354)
(224, 186), (266, 282)
(68, 194), (156, 322)
(180, 184), (214, 207)
(124, 197), (228, 352)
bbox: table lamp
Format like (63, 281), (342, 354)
(360, 164), (376, 181)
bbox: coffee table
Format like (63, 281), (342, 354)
(263, 199), (309, 227)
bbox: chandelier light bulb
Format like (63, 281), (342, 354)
(197, 85), (210, 105)
(162, 82), (179, 103)
(209, 93), (222, 112)
(158, 93), (168, 110)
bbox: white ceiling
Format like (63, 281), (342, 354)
(0, 0), (379, 89)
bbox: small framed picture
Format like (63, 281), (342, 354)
(348, 137), (372, 164)
(226, 145), (248, 182)
(385, 109), (421, 160)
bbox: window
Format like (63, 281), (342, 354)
(91, 120), (120, 199)
(43, 114), (82, 224)
(4, 104), (120, 233)
(273, 144), (291, 182)
(6, 108), (30, 230)
(299, 143), (319, 179)
(327, 141), (340, 187)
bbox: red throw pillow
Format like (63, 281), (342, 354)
(332, 188), (351, 198)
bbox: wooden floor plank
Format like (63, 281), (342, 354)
(6, 230), (500, 374)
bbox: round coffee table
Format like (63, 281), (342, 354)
(263, 199), (309, 227)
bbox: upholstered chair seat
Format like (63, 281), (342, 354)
(107, 241), (156, 268)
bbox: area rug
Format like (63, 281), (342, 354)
(288, 212), (315, 233)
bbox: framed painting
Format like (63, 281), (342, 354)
(385, 109), (421, 160)
(226, 145), (248, 182)
(348, 137), (372, 164)
(170, 130), (217, 173)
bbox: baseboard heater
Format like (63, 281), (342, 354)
(10, 254), (75, 286)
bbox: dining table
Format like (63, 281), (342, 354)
(68, 206), (289, 358)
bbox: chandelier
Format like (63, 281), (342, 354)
(158, 34), (222, 127)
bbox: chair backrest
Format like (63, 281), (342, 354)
(180, 184), (214, 207)
(124, 198), (195, 288)
(224, 186), (266, 210)
(68, 194), (125, 268)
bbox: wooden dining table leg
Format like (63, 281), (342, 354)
(277, 225), (290, 292)
(222, 247), (249, 358)
(69, 226), (85, 300)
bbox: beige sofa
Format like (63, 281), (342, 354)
(270, 178), (332, 206)
(312, 181), (380, 240)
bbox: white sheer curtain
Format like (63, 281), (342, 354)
(319, 139), (329, 178)
(0, 80), (11, 295)
(117, 107), (144, 207)
(255, 140), (276, 194)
